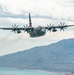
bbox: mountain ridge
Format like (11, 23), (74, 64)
(0, 38), (74, 72)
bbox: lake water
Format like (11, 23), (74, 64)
(0, 68), (65, 75)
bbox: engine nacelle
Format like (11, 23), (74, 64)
(52, 29), (57, 32)
(17, 30), (21, 34)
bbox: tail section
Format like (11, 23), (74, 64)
(29, 13), (32, 27)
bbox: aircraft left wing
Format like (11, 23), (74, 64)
(45, 24), (74, 32)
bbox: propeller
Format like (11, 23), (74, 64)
(23, 24), (29, 32)
(23, 25), (27, 32)
(59, 22), (66, 31)
(47, 23), (54, 32)
(11, 24), (19, 33)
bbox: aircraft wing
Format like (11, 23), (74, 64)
(0, 27), (25, 30)
(0, 27), (34, 32)
(45, 25), (74, 31)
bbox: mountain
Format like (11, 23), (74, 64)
(0, 38), (74, 72)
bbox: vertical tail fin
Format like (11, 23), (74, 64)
(29, 13), (32, 27)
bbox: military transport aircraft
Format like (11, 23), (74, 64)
(0, 13), (74, 37)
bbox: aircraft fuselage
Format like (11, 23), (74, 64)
(28, 26), (46, 37)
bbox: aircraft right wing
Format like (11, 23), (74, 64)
(0, 24), (34, 33)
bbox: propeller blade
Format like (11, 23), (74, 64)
(59, 22), (66, 31)
(47, 23), (54, 32)
(11, 24), (19, 33)
(24, 25), (26, 32)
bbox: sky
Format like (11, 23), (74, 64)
(0, 0), (74, 56)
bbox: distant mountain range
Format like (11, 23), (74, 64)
(0, 38), (74, 72)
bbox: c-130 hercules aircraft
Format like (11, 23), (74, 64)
(0, 13), (74, 37)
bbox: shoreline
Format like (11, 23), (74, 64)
(0, 67), (74, 75)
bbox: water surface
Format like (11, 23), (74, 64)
(0, 68), (65, 75)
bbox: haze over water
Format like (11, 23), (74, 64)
(0, 68), (65, 75)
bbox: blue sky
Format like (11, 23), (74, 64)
(0, 0), (74, 56)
